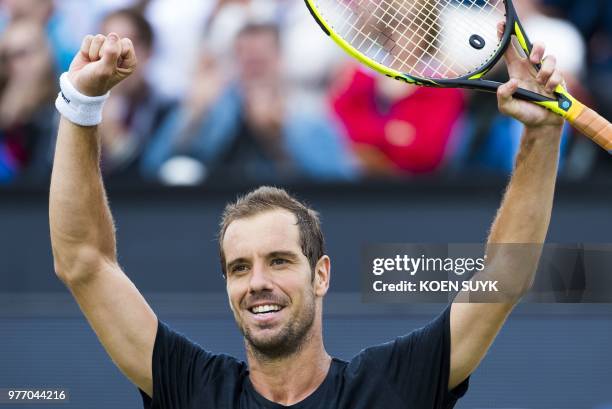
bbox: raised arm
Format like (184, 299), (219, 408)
(49, 33), (156, 397)
(448, 39), (565, 389)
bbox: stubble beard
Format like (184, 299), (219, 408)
(241, 292), (316, 361)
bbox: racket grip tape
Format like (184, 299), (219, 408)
(569, 103), (612, 152)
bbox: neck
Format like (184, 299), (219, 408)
(246, 329), (331, 406)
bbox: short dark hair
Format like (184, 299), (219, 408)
(102, 8), (154, 50)
(219, 187), (325, 277)
(235, 22), (280, 47)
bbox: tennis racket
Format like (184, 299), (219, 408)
(304, 0), (612, 152)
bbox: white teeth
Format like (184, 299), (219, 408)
(252, 305), (282, 314)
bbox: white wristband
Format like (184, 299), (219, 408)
(55, 73), (110, 127)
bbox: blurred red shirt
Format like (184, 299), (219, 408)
(331, 66), (465, 174)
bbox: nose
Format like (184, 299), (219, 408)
(248, 261), (274, 293)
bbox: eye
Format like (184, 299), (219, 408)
(231, 264), (249, 274)
(271, 258), (288, 266)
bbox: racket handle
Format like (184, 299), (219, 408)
(569, 103), (612, 153)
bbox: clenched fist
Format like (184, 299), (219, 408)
(68, 33), (137, 97)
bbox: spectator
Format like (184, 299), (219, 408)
(141, 0), (342, 114)
(331, 65), (465, 175)
(0, 19), (56, 183)
(0, 0), (80, 73)
(142, 22), (357, 184)
(96, 8), (176, 180)
(203, 0), (346, 117)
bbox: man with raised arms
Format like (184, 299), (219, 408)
(50, 29), (565, 408)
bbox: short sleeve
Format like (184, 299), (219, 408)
(359, 306), (469, 409)
(140, 320), (244, 409)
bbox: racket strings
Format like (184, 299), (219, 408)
(325, 0), (462, 75)
(313, 0), (506, 79)
(357, 0), (500, 72)
(375, 0), (445, 73)
(394, 0), (501, 77)
(395, 0), (502, 77)
(379, 0), (473, 77)
(371, 0), (501, 77)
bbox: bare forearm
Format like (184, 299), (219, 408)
(480, 125), (563, 300)
(458, 125), (562, 302)
(50, 118), (117, 279)
(488, 125), (562, 244)
(450, 125), (563, 389)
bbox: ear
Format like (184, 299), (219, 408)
(313, 255), (331, 297)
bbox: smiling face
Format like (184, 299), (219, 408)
(223, 209), (328, 359)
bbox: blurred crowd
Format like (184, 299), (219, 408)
(0, 0), (610, 187)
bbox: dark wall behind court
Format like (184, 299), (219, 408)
(1, 182), (612, 408)
(4, 181), (612, 292)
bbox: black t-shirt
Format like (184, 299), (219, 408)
(140, 307), (469, 409)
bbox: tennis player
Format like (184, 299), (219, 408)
(50, 32), (565, 408)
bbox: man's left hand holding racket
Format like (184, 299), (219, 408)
(496, 23), (565, 132)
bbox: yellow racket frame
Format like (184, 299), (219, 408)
(304, 0), (582, 121)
